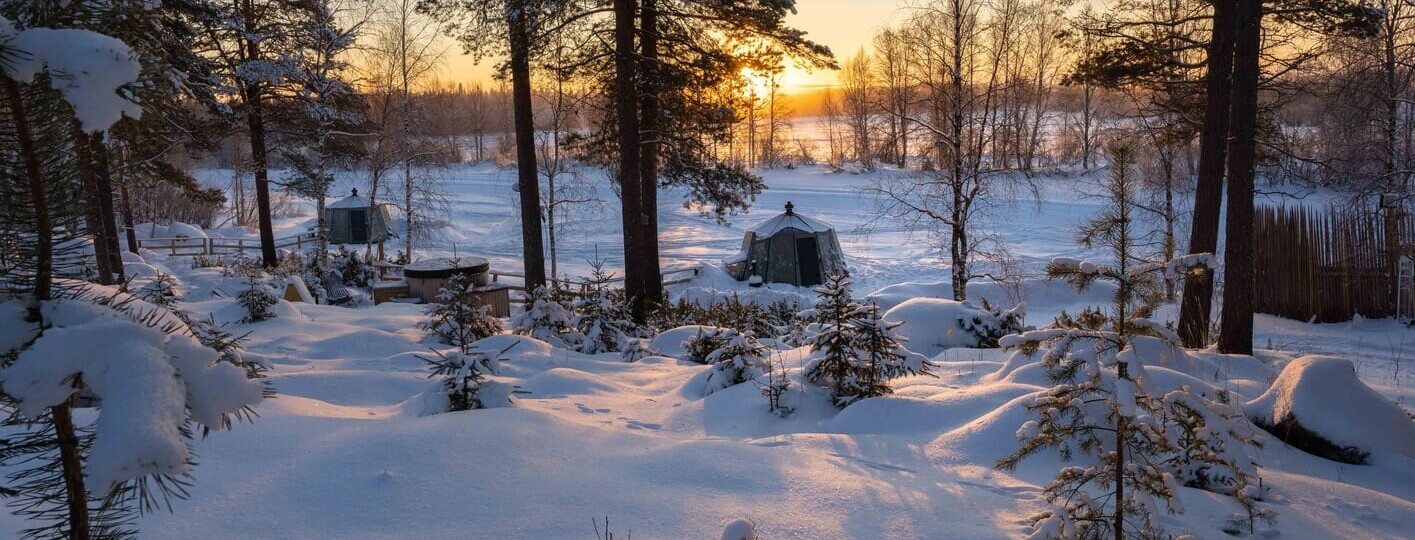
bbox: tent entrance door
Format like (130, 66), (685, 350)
(796, 236), (821, 286)
(349, 209), (368, 244)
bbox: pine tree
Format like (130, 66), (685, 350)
(993, 144), (1254, 539)
(995, 329), (1180, 539)
(278, 0), (365, 282)
(191, 0), (342, 267)
(0, 9), (269, 540)
(419, 273), (504, 351)
(847, 302), (934, 402)
(804, 273), (862, 404)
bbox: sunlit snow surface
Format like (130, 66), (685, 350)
(27, 162), (1407, 539)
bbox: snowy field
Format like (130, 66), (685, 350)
(16, 163), (1408, 539)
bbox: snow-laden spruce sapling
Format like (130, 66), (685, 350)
(805, 273), (934, 407)
(419, 343), (517, 412)
(237, 274), (278, 323)
(1164, 387), (1274, 535)
(958, 297), (1026, 347)
(994, 144), (1242, 539)
(572, 261), (638, 354)
(510, 284), (577, 348)
(684, 327), (735, 364)
(419, 273), (503, 350)
(137, 272), (180, 309)
(703, 330), (771, 396)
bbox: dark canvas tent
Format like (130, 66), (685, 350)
(725, 202), (846, 287)
(326, 189), (394, 245)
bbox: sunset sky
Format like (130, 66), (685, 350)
(436, 0), (904, 93)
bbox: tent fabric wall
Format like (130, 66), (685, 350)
(326, 190), (394, 245)
(727, 203), (846, 287)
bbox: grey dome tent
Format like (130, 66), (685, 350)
(326, 189), (394, 245)
(725, 201), (846, 287)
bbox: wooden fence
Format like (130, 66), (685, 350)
(1253, 205), (1415, 322)
(135, 232), (319, 257)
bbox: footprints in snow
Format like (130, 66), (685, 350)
(571, 402), (662, 431)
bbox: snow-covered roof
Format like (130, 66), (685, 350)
(329, 193), (369, 209)
(747, 202), (834, 236)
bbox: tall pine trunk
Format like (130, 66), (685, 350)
(92, 134), (124, 281)
(242, 0), (278, 268)
(508, 2), (545, 291)
(1178, 0), (1235, 348)
(1218, 0), (1260, 355)
(73, 123), (115, 285)
(117, 147), (139, 254)
(614, 0), (649, 323)
(6, 78), (92, 540)
(637, 0), (664, 315)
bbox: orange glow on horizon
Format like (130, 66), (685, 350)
(429, 1), (897, 95)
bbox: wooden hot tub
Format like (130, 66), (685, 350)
(402, 257), (510, 316)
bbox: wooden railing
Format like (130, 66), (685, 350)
(375, 263), (700, 301)
(136, 232), (319, 257)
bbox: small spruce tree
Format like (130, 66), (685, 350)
(510, 284), (576, 348)
(420, 343), (516, 413)
(237, 274), (278, 323)
(805, 274), (934, 407)
(703, 331), (771, 396)
(572, 261), (637, 354)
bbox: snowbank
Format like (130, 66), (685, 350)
(867, 281), (954, 311)
(1245, 355), (1415, 464)
(650, 326), (727, 358)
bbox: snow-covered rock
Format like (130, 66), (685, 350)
(720, 518), (757, 540)
(1246, 355), (1415, 464)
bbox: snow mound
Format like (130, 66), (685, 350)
(124, 261), (161, 279)
(881, 298), (1014, 357)
(472, 334), (555, 360)
(1245, 355), (1415, 463)
(650, 326), (727, 358)
(165, 222), (208, 239)
(867, 281), (954, 311)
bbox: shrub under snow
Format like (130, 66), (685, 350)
(881, 297), (1024, 357)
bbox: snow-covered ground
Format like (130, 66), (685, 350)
(192, 161), (1414, 405)
(35, 162), (1408, 539)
